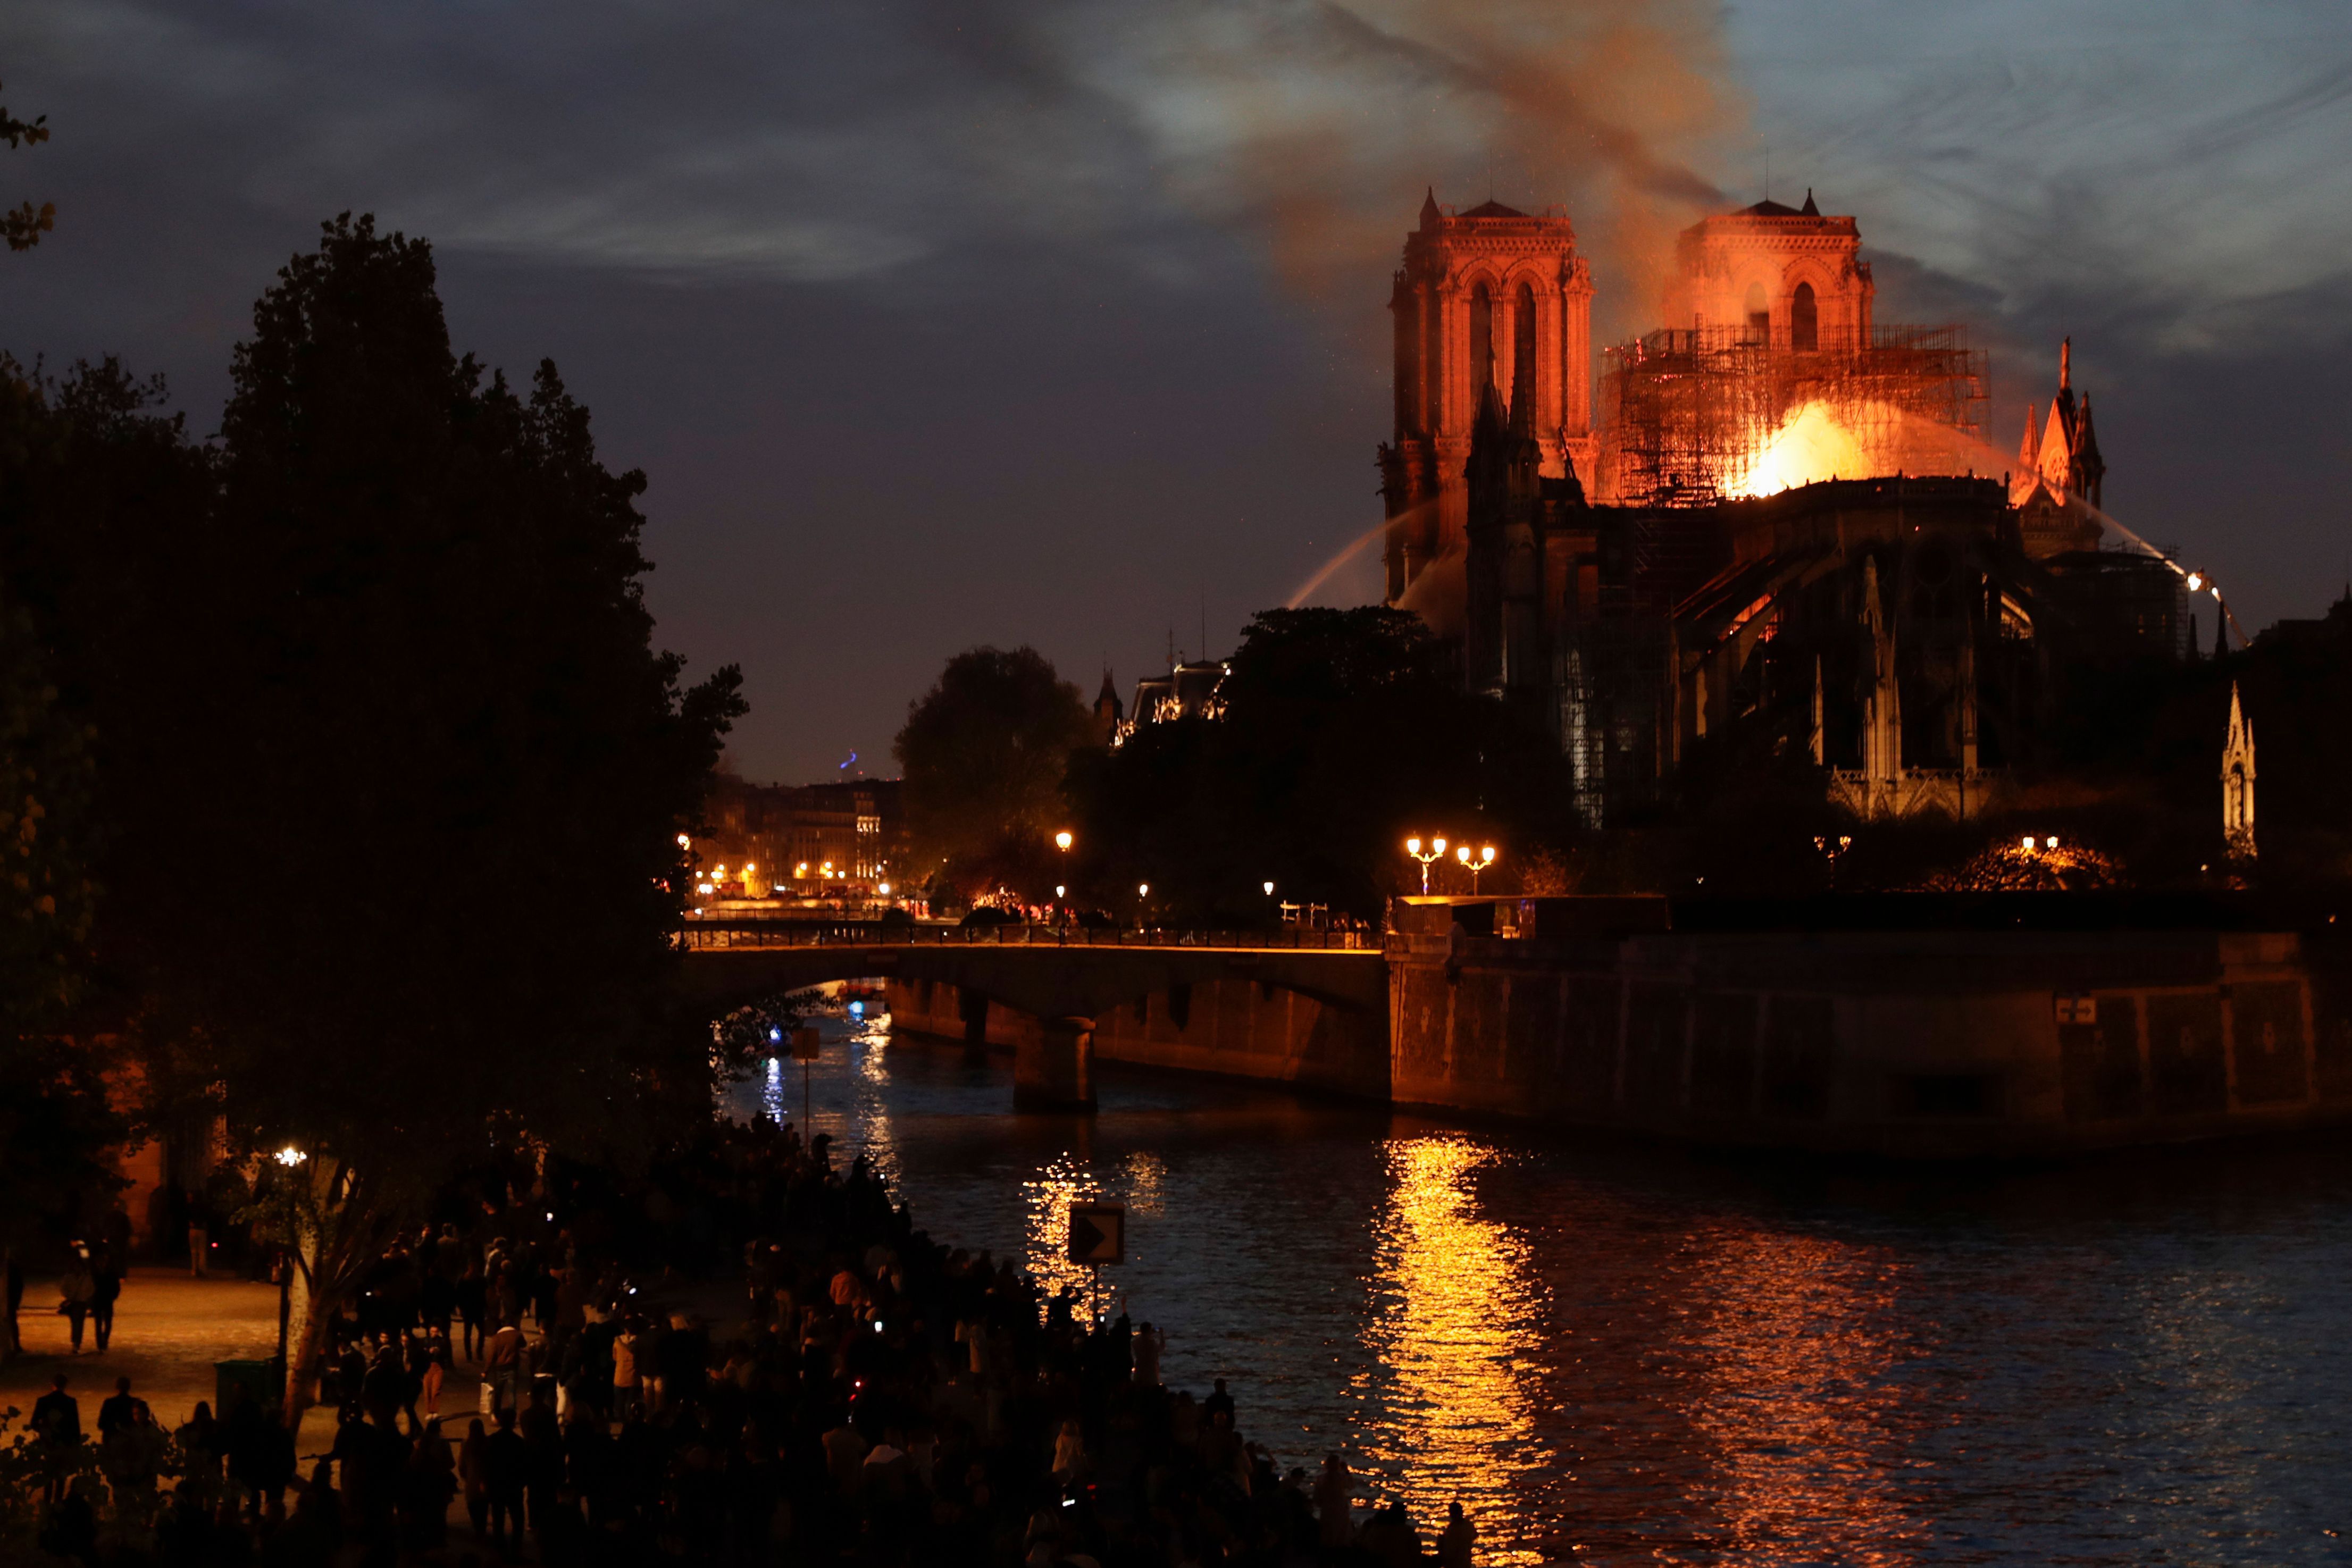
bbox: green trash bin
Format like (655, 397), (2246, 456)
(215, 1357), (284, 1414)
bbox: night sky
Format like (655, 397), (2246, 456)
(6, 2), (2348, 783)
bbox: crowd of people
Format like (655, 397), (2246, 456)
(8, 1116), (1478, 1566)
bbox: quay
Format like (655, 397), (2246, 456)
(681, 894), (2352, 1157)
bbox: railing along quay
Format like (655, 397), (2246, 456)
(674, 919), (1377, 953)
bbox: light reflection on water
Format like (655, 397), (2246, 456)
(1353, 1136), (1546, 1564)
(723, 1011), (2352, 1565)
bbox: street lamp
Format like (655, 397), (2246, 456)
(1404, 836), (1447, 895)
(1136, 882), (1150, 930)
(1457, 843), (1497, 894)
(1055, 830), (1074, 852)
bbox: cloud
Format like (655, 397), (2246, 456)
(1727, 0), (2352, 353)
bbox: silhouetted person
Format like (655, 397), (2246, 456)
(31, 1373), (81, 1504)
(89, 1250), (123, 1352)
(96, 1376), (140, 1439)
(484, 1404), (526, 1550)
(1440, 1499), (1477, 1567)
(56, 1250), (94, 1353)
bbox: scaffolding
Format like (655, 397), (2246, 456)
(1596, 325), (1988, 508)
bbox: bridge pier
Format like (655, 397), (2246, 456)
(958, 988), (992, 1066)
(1014, 1015), (1096, 1112)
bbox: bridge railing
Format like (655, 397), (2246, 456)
(673, 920), (1379, 953)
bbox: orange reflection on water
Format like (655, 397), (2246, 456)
(1678, 1229), (1927, 1564)
(1353, 1134), (1545, 1565)
(1020, 1151), (1103, 1309)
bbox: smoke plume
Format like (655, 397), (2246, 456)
(1058, 0), (1746, 335)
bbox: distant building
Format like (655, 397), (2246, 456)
(1090, 671), (1124, 747)
(693, 775), (906, 895)
(1116, 661), (1227, 745)
(1378, 191), (1594, 605)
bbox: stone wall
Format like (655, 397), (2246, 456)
(1388, 926), (2352, 1155)
(885, 974), (1389, 1100)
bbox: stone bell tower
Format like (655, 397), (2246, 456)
(1379, 191), (1594, 606)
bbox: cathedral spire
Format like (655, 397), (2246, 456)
(2222, 682), (2257, 858)
(2059, 335), (2071, 391)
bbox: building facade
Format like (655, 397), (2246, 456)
(1379, 192), (1594, 607)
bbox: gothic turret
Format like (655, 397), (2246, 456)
(2222, 682), (2257, 859)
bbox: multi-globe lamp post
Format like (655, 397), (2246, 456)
(1405, 835), (1499, 894)
(1054, 829), (1073, 925)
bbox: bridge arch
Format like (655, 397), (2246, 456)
(677, 938), (1388, 1110)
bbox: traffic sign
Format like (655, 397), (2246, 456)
(1066, 1202), (1124, 1264)
(790, 1026), (822, 1062)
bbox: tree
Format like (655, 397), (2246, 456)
(894, 646), (1091, 901)
(1067, 607), (1573, 921)
(0, 354), (196, 1354)
(117, 215), (741, 1416)
(2, 82), (54, 252)
(0, 559), (116, 1356)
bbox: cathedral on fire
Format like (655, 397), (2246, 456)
(1375, 190), (2181, 827)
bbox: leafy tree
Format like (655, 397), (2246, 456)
(1068, 607), (1572, 921)
(2, 82), (53, 252)
(0, 556), (116, 1355)
(894, 646), (1091, 901)
(113, 215), (742, 1415)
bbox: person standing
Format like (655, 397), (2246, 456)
(57, 1250), (96, 1354)
(1439, 1500), (1477, 1567)
(456, 1257), (487, 1362)
(1133, 1320), (1164, 1388)
(483, 1406), (526, 1550)
(89, 1250), (123, 1353)
(487, 1316), (528, 1414)
(96, 1376), (141, 1440)
(458, 1417), (492, 1541)
(1316, 1452), (1355, 1550)
(422, 1328), (451, 1418)
(32, 1373), (82, 1505)
(611, 1317), (642, 1423)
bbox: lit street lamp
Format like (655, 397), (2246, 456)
(1456, 842), (1497, 893)
(1136, 881), (1150, 930)
(1404, 836), (1447, 895)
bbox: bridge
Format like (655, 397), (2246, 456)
(676, 921), (1387, 1109)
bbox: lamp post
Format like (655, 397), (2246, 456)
(1404, 836), (1447, 895)
(1456, 843), (1497, 894)
(1136, 882), (1149, 932)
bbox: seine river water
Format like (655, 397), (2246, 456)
(734, 1010), (2352, 1565)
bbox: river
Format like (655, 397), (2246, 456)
(732, 1008), (2352, 1564)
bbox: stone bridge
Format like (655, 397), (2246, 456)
(677, 925), (1386, 1109)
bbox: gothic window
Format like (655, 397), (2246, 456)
(1744, 281), (1769, 341)
(1512, 281), (1537, 418)
(1470, 283), (1495, 392)
(1792, 281), (1819, 353)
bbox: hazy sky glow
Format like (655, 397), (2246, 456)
(6, 1), (2348, 780)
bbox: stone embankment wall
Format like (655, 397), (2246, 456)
(885, 973), (1389, 1100)
(1389, 906), (2352, 1155)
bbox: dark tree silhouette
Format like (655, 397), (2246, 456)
(894, 645), (1091, 902)
(40, 215), (746, 1413)
(1, 81), (54, 251)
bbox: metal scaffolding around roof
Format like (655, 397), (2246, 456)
(1595, 324), (1988, 508)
